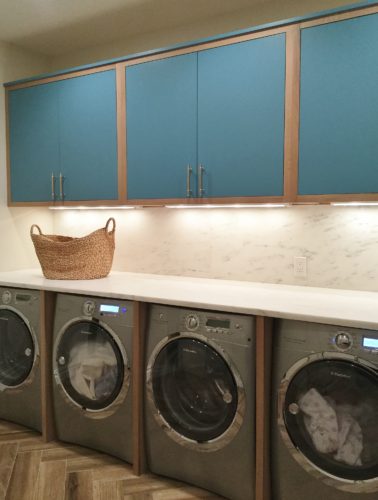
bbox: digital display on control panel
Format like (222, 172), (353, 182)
(363, 337), (378, 349)
(15, 294), (31, 302)
(206, 318), (230, 329)
(100, 304), (119, 314)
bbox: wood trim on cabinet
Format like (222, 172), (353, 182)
(40, 290), (56, 442)
(5, 88), (12, 206)
(296, 193), (378, 204)
(283, 25), (300, 203)
(300, 3), (378, 29)
(120, 25), (294, 70)
(7, 199), (124, 208)
(116, 65), (127, 202)
(128, 195), (286, 206)
(255, 316), (273, 500)
(6, 63), (118, 91)
(132, 301), (147, 476)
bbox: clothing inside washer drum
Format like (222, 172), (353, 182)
(67, 341), (118, 400)
(284, 359), (378, 479)
(299, 388), (363, 466)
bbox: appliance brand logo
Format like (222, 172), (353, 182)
(330, 371), (351, 379)
(182, 348), (197, 354)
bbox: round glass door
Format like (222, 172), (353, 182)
(151, 337), (238, 443)
(55, 320), (125, 411)
(282, 359), (378, 482)
(0, 309), (35, 387)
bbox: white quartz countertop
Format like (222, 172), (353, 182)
(0, 269), (378, 330)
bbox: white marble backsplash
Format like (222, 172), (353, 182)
(53, 204), (378, 292)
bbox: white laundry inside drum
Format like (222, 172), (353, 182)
(299, 388), (363, 466)
(68, 341), (118, 401)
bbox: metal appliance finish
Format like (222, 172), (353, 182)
(272, 320), (378, 499)
(0, 286), (41, 432)
(145, 304), (255, 500)
(52, 293), (133, 463)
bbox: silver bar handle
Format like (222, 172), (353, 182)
(51, 173), (56, 201)
(186, 165), (193, 197)
(198, 164), (205, 197)
(59, 172), (65, 201)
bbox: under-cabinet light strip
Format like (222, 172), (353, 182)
(331, 202), (378, 207)
(48, 203), (289, 210)
(48, 206), (136, 210)
(165, 203), (288, 209)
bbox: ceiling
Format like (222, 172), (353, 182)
(0, 0), (266, 56)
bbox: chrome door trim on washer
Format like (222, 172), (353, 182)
(0, 305), (39, 392)
(278, 351), (378, 493)
(146, 332), (246, 452)
(53, 316), (130, 420)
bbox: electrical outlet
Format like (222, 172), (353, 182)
(294, 256), (307, 278)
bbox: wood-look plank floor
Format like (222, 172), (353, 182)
(0, 420), (222, 500)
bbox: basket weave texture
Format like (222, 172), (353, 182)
(30, 218), (116, 280)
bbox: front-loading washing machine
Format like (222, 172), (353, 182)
(52, 293), (133, 463)
(0, 286), (41, 432)
(145, 304), (255, 500)
(271, 319), (378, 499)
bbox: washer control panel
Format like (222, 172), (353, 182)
(181, 311), (252, 344)
(329, 327), (378, 360)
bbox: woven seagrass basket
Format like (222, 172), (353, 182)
(30, 218), (116, 280)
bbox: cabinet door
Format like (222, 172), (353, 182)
(198, 34), (286, 198)
(8, 83), (60, 202)
(58, 70), (118, 201)
(126, 53), (197, 200)
(299, 13), (378, 195)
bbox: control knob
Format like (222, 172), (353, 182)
(186, 314), (199, 331)
(335, 332), (352, 350)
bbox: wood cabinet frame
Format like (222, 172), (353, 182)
(294, 3), (378, 204)
(119, 25), (296, 206)
(5, 3), (378, 207)
(5, 64), (123, 207)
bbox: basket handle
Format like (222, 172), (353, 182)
(105, 218), (116, 234)
(30, 224), (43, 237)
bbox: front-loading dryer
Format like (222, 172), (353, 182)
(271, 320), (378, 499)
(145, 304), (255, 500)
(52, 293), (133, 463)
(0, 286), (41, 432)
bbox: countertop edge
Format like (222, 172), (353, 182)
(1, 269), (378, 330)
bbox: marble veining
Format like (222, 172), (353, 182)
(53, 205), (378, 292)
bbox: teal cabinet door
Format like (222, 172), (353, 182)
(8, 83), (60, 202)
(58, 70), (118, 201)
(126, 53), (197, 200)
(299, 13), (378, 195)
(8, 69), (118, 204)
(198, 34), (286, 198)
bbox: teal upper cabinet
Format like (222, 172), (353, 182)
(298, 13), (378, 196)
(198, 34), (286, 198)
(8, 69), (118, 204)
(126, 54), (197, 200)
(8, 82), (60, 202)
(125, 33), (286, 201)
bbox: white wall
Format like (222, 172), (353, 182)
(50, 0), (356, 71)
(53, 205), (378, 291)
(0, 41), (52, 271)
